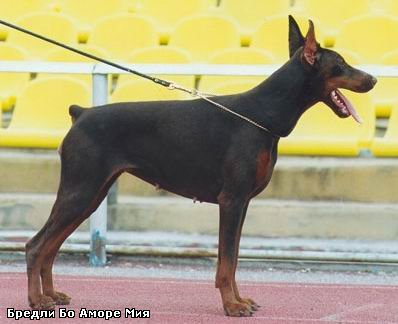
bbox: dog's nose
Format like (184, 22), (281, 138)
(371, 76), (377, 86)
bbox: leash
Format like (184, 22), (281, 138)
(170, 83), (274, 133)
(0, 19), (276, 136)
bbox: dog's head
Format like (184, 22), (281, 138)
(288, 15), (377, 123)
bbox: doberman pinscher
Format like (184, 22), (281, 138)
(25, 16), (376, 316)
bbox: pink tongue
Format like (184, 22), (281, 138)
(336, 89), (362, 124)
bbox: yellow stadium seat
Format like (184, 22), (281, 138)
(199, 47), (274, 92)
(0, 0), (51, 20)
(45, 44), (109, 63)
(279, 92), (375, 156)
(208, 48), (275, 64)
(219, 0), (290, 32)
(369, 0), (398, 15)
(169, 14), (241, 62)
(297, 0), (369, 46)
(371, 106), (398, 157)
(206, 80), (261, 95)
(369, 78), (397, 118)
(118, 46), (195, 89)
(0, 77), (90, 148)
(88, 14), (158, 61)
(381, 49), (398, 65)
(368, 50), (398, 118)
(42, 45), (111, 86)
(111, 80), (190, 102)
(7, 13), (78, 60)
(0, 0), (52, 40)
(127, 46), (192, 63)
(335, 15), (398, 64)
(251, 15), (323, 62)
(133, 0), (209, 43)
(0, 44), (31, 111)
(57, 0), (127, 43)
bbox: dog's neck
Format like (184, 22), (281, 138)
(243, 50), (320, 137)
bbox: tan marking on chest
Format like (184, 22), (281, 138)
(255, 151), (271, 187)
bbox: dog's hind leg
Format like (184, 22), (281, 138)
(39, 174), (114, 306)
(26, 144), (119, 309)
(216, 193), (253, 317)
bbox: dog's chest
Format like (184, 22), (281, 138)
(252, 150), (274, 195)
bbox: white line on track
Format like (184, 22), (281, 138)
(321, 303), (383, 321)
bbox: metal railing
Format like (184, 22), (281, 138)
(0, 61), (395, 266)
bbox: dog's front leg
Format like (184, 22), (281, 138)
(231, 202), (260, 311)
(215, 193), (253, 317)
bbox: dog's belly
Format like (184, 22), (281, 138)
(120, 137), (226, 204)
(127, 167), (222, 204)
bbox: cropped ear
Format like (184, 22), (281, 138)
(288, 15), (304, 58)
(302, 20), (318, 65)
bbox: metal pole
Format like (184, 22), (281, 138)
(89, 72), (108, 266)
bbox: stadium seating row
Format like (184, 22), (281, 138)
(2, 11), (398, 63)
(0, 1), (397, 42)
(0, 42), (395, 119)
(0, 11), (397, 119)
(0, 76), (396, 157)
(0, 10), (395, 59)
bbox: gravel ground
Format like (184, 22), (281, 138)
(1, 252), (398, 286)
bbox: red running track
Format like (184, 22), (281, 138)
(0, 273), (397, 323)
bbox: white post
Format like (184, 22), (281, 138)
(89, 72), (108, 266)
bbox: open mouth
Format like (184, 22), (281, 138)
(330, 89), (362, 124)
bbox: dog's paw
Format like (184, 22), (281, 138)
(240, 297), (260, 311)
(52, 291), (71, 305)
(223, 301), (254, 317)
(30, 295), (56, 310)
